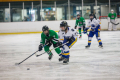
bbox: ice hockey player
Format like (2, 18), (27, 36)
(75, 14), (86, 38)
(58, 21), (78, 64)
(108, 9), (117, 31)
(83, 14), (103, 48)
(38, 25), (62, 60)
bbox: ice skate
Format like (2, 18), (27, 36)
(63, 58), (69, 65)
(79, 35), (82, 38)
(59, 56), (65, 61)
(85, 45), (90, 48)
(98, 45), (103, 49)
(48, 53), (53, 60)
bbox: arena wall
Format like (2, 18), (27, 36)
(0, 19), (120, 35)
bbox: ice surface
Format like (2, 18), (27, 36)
(0, 31), (120, 80)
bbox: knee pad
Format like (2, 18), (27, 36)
(88, 37), (92, 41)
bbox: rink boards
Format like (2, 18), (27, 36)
(0, 19), (120, 35)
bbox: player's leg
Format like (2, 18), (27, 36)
(78, 28), (82, 38)
(61, 45), (70, 64)
(53, 43), (61, 55)
(112, 20), (117, 31)
(85, 31), (94, 48)
(44, 45), (53, 60)
(95, 31), (103, 48)
(108, 21), (112, 31)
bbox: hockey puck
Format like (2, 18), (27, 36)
(27, 68), (30, 70)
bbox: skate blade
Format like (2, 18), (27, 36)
(85, 47), (90, 49)
(63, 63), (68, 65)
(98, 46), (103, 49)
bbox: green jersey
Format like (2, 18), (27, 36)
(108, 13), (117, 19)
(75, 17), (85, 26)
(40, 30), (58, 45)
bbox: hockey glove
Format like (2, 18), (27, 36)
(74, 26), (77, 29)
(67, 37), (75, 43)
(83, 28), (88, 34)
(38, 44), (43, 51)
(45, 40), (52, 46)
(57, 42), (63, 48)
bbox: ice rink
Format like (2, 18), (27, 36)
(0, 31), (120, 80)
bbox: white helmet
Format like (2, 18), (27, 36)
(111, 9), (114, 12)
(111, 9), (114, 13)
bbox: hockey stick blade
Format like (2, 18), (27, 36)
(15, 63), (20, 65)
(15, 50), (39, 65)
(110, 21), (119, 25)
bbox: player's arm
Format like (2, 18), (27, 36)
(39, 33), (45, 51)
(66, 28), (77, 43)
(83, 21), (90, 34)
(75, 19), (78, 29)
(40, 33), (45, 45)
(82, 18), (86, 30)
(108, 13), (110, 22)
(50, 30), (59, 43)
(115, 13), (117, 22)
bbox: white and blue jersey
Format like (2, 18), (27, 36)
(86, 18), (102, 46)
(58, 27), (78, 58)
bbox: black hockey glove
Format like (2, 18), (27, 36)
(45, 40), (52, 47)
(74, 26), (77, 29)
(38, 44), (43, 51)
(57, 42), (63, 48)
(67, 37), (75, 43)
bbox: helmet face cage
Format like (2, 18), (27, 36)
(77, 14), (80, 16)
(42, 25), (49, 32)
(60, 21), (68, 31)
(89, 14), (94, 17)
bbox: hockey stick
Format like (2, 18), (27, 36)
(35, 45), (47, 56)
(110, 21), (119, 25)
(36, 41), (69, 57)
(15, 50), (39, 65)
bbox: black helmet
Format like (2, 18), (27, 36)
(77, 14), (80, 16)
(89, 14), (94, 21)
(60, 21), (68, 27)
(60, 21), (68, 31)
(89, 14), (94, 17)
(42, 25), (49, 32)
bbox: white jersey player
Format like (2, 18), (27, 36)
(83, 14), (103, 48)
(58, 21), (78, 64)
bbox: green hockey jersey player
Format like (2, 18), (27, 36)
(108, 9), (117, 31)
(75, 14), (86, 38)
(38, 25), (61, 60)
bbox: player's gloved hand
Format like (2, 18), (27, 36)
(45, 40), (52, 46)
(83, 30), (87, 34)
(38, 44), (43, 51)
(83, 28), (89, 34)
(74, 26), (77, 29)
(67, 37), (75, 43)
(56, 42), (63, 48)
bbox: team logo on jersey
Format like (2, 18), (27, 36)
(79, 21), (82, 24)
(111, 15), (114, 18)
